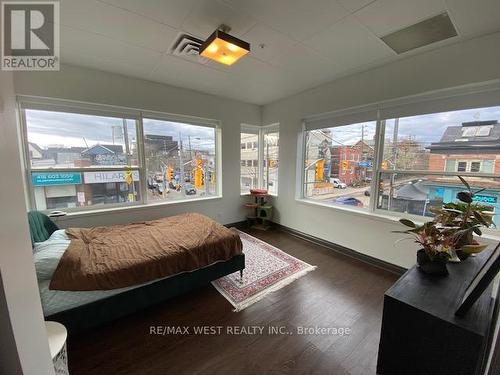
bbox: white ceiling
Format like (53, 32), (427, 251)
(58, 0), (500, 105)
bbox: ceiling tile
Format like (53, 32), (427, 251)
(47, 0), (500, 105)
(270, 44), (341, 84)
(445, 0), (500, 37)
(150, 54), (231, 94)
(61, 52), (154, 82)
(99, 0), (199, 29)
(221, 0), (349, 41)
(60, 0), (178, 52)
(354, 0), (446, 36)
(304, 16), (395, 70)
(241, 23), (298, 63)
(337, 0), (376, 13)
(60, 26), (162, 71)
(181, 0), (257, 39)
(206, 56), (282, 83)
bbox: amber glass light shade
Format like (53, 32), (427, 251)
(199, 30), (250, 66)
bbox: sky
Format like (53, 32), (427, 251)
(26, 105), (500, 152)
(26, 109), (215, 152)
(324, 105), (500, 146)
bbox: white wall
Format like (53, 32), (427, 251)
(0, 72), (54, 375)
(14, 64), (261, 228)
(12, 32), (500, 267)
(262, 32), (500, 268)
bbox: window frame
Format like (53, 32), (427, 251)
(240, 123), (280, 196)
(18, 96), (222, 214)
(298, 83), (500, 235)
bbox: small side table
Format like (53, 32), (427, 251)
(45, 321), (69, 375)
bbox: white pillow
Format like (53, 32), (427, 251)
(33, 230), (71, 281)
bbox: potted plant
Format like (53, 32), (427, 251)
(395, 176), (495, 276)
(395, 219), (452, 276)
(431, 177), (495, 260)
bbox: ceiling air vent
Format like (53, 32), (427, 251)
(381, 12), (458, 54)
(169, 33), (209, 64)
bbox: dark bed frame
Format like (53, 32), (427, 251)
(28, 211), (245, 333)
(47, 254), (245, 333)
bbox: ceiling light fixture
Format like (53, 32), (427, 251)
(199, 25), (250, 66)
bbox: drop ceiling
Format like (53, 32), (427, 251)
(57, 0), (500, 105)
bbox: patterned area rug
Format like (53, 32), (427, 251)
(212, 230), (316, 312)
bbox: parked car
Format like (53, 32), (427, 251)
(335, 196), (363, 207)
(184, 183), (196, 195)
(330, 178), (347, 189)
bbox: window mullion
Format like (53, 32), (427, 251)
(370, 114), (385, 213)
(136, 115), (147, 206)
(258, 128), (264, 189)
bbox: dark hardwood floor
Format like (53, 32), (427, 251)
(67, 228), (399, 375)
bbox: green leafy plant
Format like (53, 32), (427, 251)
(395, 176), (495, 261)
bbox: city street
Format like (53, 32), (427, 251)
(311, 185), (371, 206)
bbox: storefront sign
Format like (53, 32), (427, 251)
(32, 172), (82, 186)
(473, 194), (497, 204)
(83, 170), (139, 184)
(358, 160), (372, 168)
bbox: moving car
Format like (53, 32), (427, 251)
(335, 196), (363, 207)
(184, 183), (196, 195)
(330, 178), (347, 189)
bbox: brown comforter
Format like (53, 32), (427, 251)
(49, 213), (243, 291)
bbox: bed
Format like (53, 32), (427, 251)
(29, 211), (245, 333)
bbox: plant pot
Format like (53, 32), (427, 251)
(455, 249), (471, 261)
(416, 249), (449, 276)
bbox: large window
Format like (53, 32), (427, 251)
(21, 99), (220, 212)
(143, 118), (217, 202)
(240, 129), (259, 194)
(377, 107), (500, 225)
(303, 122), (376, 209)
(263, 130), (279, 195)
(240, 124), (279, 195)
(301, 105), (500, 228)
(25, 109), (142, 210)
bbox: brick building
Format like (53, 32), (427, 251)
(427, 120), (500, 175)
(425, 120), (500, 224)
(331, 140), (374, 185)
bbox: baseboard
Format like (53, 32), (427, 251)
(225, 221), (247, 229)
(274, 223), (407, 276)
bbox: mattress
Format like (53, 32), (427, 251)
(33, 229), (138, 316)
(39, 279), (135, 316)
(34, 227), (240, 316)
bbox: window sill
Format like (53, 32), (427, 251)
(295, 198), (400, 225)
(295, 198), (500, 240)
(52, 195), (223, 220)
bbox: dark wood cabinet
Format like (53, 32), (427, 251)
(377, 245), (498, 375)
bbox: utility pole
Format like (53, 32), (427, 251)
(188, 135), (193, 161)
(122, 119), (135, 200)
(388, 118), (399, 210)
(361, 124), (365, 180)
(266, 140), (270, 190)
(179, 132), (185, 197)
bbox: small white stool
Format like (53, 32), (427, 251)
(45, 321), (69, 375)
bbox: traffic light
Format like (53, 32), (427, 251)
(315, 159), (324, 181)
(166, 166), (174, 182)
(194, 158), (203, 188)
(381, 160), (389, 170)
(341, 160), (349, 171)
(125, 169), (133, 185)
